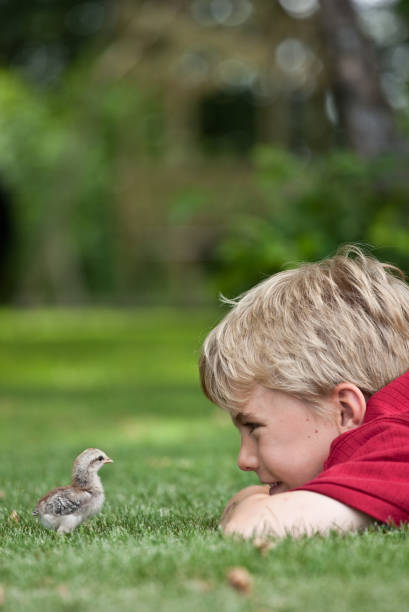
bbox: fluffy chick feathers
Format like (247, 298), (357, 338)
(33, 448), (113, 534)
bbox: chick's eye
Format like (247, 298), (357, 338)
(98, 455), (104, 461)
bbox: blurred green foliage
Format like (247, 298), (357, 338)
(1, 61), (408, 303)
(0, 0), (408, 304)
(0, 69), (115, 298)
(214, 147), (409, 296)
(0, 69), (167, 301)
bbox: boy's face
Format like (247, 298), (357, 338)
(232, 385), (340, 494)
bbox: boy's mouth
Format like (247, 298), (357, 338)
(268, 482), (282, 495)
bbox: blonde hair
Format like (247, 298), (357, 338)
(199, 246), (409, 414)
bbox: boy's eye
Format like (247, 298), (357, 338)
(243, 422), (260, 434)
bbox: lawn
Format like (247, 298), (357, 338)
(1, 308), (409, 612)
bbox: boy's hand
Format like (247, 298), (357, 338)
(220, 485), (269, 530)
(220, 490), (373, 539)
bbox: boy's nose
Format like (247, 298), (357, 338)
(237, 442), (258, 472)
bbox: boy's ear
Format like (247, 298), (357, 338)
(331, 383), (367, 434)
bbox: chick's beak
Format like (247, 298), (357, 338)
(104, 457), (114, 464)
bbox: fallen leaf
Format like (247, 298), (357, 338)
(253, 536), (276, 556)
(0, 585), (4, 606)
(9, 510), (19, 523)
(226, 567), (253, 595)
(0, 490), (6, 500)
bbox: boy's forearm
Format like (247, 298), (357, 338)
(220, 490), (374, 539)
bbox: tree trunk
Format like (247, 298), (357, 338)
(319, 0), (404, 157)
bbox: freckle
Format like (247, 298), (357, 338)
(306, 418), (310, 422)
(307, 435), (311, 439)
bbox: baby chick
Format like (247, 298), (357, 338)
(33, 448), (113, 534)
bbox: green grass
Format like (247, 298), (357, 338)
(1, 308), (409, 612)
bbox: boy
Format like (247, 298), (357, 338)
(199, 246), (409, 538)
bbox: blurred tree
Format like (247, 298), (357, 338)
(213, 147), (409, 296)
(0, 0), (408, 304)
(319, 0), (404, 157)
(0, 0), (115, 87)
(0, 180), (14, 300)
(397, 0), (409, 18)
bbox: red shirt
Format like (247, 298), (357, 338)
(297, 371), (409, 525)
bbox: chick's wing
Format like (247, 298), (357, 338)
(42, 487), (91, 516)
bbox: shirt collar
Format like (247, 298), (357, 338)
(364, 370), (409, 423)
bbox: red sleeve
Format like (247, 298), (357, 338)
(295, 417), (409, 525)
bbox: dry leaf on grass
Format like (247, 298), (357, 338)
(0, 490), (6, 500)
(9, 510), (19, 523)
(0, 585), (4, 606)
(226, 566), (253, 595)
